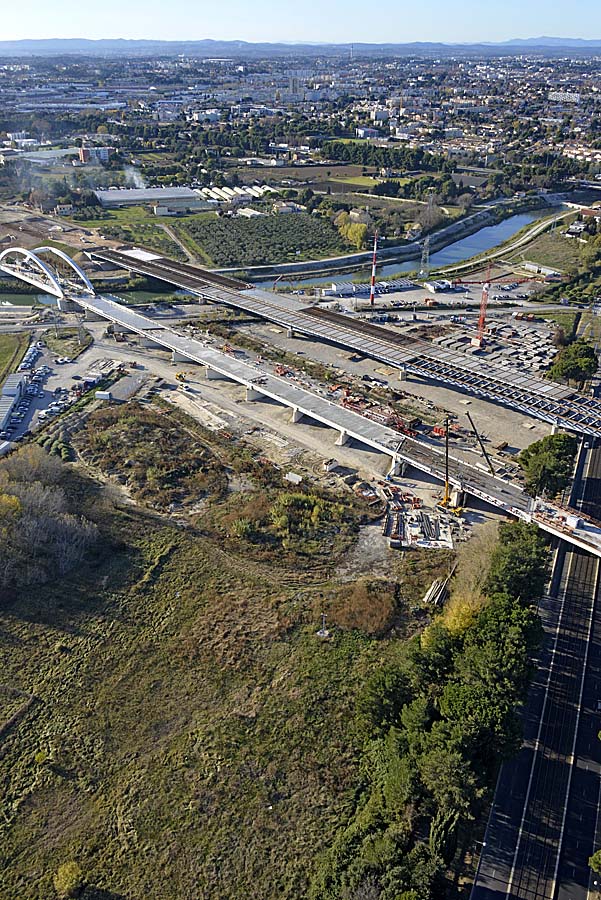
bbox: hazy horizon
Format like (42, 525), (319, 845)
(2, 0), (600, 45)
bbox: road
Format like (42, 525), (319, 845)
(471, 443), (601, 900)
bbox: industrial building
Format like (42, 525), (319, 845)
(0, 374), (26, 431)
(94, 187), (213, 215)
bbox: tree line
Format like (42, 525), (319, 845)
(321, 140), (454, 175)
(310, 521), (548, 900)
(0, 446), (97, 594)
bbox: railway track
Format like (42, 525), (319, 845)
(507, 548), (599, 900)
(472, 444), (601, 900)
(88, 248), (601, 437)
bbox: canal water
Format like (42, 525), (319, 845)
(256, 210), (548, 289)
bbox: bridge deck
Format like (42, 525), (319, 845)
(87, 248), (601, 438)
(71, 291), (601, 557)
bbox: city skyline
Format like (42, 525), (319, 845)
(2, 0), (601, 45)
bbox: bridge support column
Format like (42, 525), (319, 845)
(398, 367), (408, 382)
(245, 387), (262, 401)
(84, 309), (104, 322)
(57, 298), (78, 313)
(172, 350), (191, 364)
(388, 457), (403, 477)
(291, 407), (302, 423)
(139, 337), (164, 349)
(203, 366), (221, 380)
(286, 327), (295, 339)
(336, 430), (349, 446)
(551, 422), (559, 435)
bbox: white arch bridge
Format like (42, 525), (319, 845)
(0, 245), (94, 300)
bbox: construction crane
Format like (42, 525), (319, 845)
(435, 418), (464, 515)
(439, 417), (451, 506)
(465, 411), (496, 476)
(471, 263), (491, 348)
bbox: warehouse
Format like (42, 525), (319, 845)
(0, 374), (26, 431)
(94, 187), (213, 215)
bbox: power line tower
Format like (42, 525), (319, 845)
(427, 188), (435, 217)
(419, 236), (430, 278)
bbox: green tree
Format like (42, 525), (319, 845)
(518, 434), (578, 498)
(418, 747), (478, 816)
(589, 849), (601, 874)
(485, 521), (550, 601)
(548, 339), (598, 385)
(53, 861), (84, 898)
(356, 666), (412, 736)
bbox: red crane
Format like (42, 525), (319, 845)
(369, 230), (378, 306)
(472, 263), (491, 348)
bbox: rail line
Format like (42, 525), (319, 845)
(471, 444), (601, 900)
(88, 249), (601, 437)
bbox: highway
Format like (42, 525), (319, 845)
(88, 248), (601, 437)
(3, 245), (601, 554)
(471, 443), (601, 900)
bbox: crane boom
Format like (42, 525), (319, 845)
(465, 411), (496, 476)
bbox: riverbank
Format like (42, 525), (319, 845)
(256, 206), (559, 291)
(229, 198), (551, 285)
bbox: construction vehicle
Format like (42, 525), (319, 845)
(175, 372), (187, 383)
(435, 419), (463, 516)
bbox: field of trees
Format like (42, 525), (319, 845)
(0, 402), (549, 900)
(0, 446), (97, 589)
(177, 212), (348, 266)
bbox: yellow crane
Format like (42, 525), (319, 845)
(437, 418), (463, 515)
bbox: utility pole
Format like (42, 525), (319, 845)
(317, 611), (330, 639)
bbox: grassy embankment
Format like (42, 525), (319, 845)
(508, 230), (581, 272)
(0, 400), (452, 899)
(0, 332), (29, 384)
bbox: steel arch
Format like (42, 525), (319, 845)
(0, 246), (64, 298)
(35, 246), (95, 294)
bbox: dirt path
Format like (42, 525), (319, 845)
(159, 223), (197, 264)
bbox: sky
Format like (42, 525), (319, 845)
(3, 0), (601, 44)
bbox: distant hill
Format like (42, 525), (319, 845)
(0, 37), (600, 57)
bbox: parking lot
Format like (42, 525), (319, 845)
(0, 339), (109, 449)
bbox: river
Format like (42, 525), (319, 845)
(255, 210), (548, 289)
